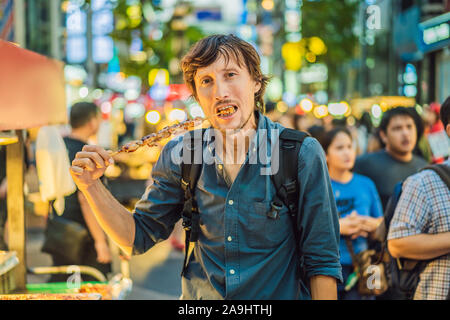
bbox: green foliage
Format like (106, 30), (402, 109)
(302, 0), (359, 74)
(110, 0), (205, 88)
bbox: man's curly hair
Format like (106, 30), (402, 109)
(180, 34), (270, 114)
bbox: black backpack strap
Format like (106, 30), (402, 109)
(271, 128), (309, 280)
(384, 181), (404, 231)
(420, 164), (450, 189)
(180, 129), (205, 276)
(272, 129), (309, 214)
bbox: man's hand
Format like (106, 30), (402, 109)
(94, 240), (112, 264)
(70, 145), (114, 191)
(339, 211), (366, 239)
(361, 217), (383, 234)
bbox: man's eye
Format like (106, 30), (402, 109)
(201, 78), (211, 85)
(227, 72), (236, 77)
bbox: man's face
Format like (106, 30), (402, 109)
(381, 115), (417, 155)
(193, 54), (261, 131)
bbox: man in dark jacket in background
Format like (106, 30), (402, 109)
(354, 107), (428, 210)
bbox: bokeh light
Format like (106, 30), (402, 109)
(145, 110), (161, 124)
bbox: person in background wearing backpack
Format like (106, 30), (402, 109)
(319, 127), (383, 300)
(68, 34), (343, 300)
(387, 96), (450, 300)
(353, 107), (428, 211)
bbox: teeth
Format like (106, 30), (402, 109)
(216, 105), (236, 117)
(218, 105), (234, 112)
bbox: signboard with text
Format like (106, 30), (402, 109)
(419, 12), (450, 54)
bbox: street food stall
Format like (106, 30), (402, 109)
(0, 40), (131, 300)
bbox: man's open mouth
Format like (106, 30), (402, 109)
(216, 105), (238, 119)
(401, 140), (411, 146)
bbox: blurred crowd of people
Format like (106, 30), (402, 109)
(266, 96), (450, 300)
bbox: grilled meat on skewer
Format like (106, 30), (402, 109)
(110, 116), (206, 156)
(111, 107), (234, 156)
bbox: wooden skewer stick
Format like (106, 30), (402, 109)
(108, 114), (214, 158)
(108, 107), (236, 158)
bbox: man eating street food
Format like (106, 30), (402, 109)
(70, 34), (342, 300)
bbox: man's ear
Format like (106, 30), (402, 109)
(189, 85), (198, 102)
(379, 130), (388, 145)
(89, 116), (99, 132)
(254, 79), (262, 94)
(89, 117), (96, 128)
(446, 124), (450, 138)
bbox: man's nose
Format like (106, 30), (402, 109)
(214, 80), (229, 100)
(402, 127), (413, 136)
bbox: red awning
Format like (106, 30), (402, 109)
(0, 40), (67, 131)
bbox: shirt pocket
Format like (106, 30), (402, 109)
(241, 200), (292, 249)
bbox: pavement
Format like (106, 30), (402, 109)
(20, 212), (183, 300)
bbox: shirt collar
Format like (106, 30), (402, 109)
(204, 111), (269, 162)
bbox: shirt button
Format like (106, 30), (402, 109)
(227, 236), (232, 242)
(229, 269), (235, 275)
(228, 200), (234, 205)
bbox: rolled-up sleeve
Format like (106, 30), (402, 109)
(296, 137), (343, 283)
(132, 138), (185, 255)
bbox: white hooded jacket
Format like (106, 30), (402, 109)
(35, 126), (76, 215)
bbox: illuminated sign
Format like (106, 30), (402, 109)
(66, 8), (86, 35)
(402, 64), (417, 98)
(148, 69), (169, 86)
(299, 64), (328, 84)
(284, 0), (302, 43)
(423, 22), (449, 45)
(66, 36), (87, 63)
(419, 12), (450, 53)
(66, 4), (87, 63)
(65, 0), (114, 65)
(149, 84), (169, 101)
(195, 8), (222, 21)
(92, 10), (114, 36)
(91, 0), (112, 11)
(93, 36), (113, 63)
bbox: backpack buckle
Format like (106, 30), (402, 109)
(283, 181), (297, 195)
(181, 178), (189, 191)
(267, 201), (283, 220)
(182, 219), (191, 231)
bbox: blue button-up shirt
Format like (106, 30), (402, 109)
(132, 113), (342, 300)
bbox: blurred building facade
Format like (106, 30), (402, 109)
(3, 0), (449, 130)
(392, 0), (449, 105)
